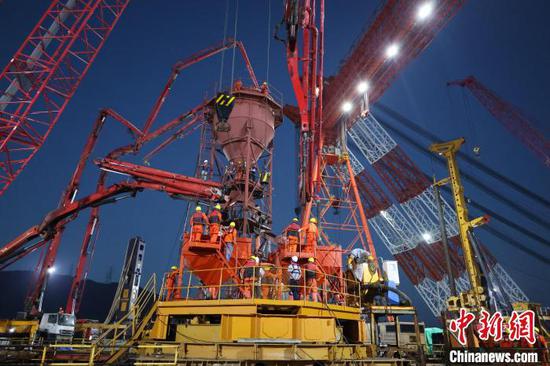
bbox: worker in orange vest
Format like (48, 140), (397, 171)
(304, 257), (319, 302)
(209, 204), (223, 244)
(223, 222), (237, 262)
(165, 266), (179, 300)
(190, 205), (208, 242)
(302, 217), (319, 253)
(261, 264), (277, 299)
(284, 217), (300, 253)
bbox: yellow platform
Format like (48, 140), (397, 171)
(149, 298), (364, 344)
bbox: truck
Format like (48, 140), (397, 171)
(37, 313), (76, 342)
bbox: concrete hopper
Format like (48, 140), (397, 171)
(211, 87), (282, 164)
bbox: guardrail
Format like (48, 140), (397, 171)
(40, 344), (96, 366)
(160, 265), (362, 308)
(92, 274), (157, 360)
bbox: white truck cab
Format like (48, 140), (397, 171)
(38, 313), (75, 341)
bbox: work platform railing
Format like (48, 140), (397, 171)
(160, 265), (362, 308)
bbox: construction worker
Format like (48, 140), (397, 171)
(250, 166), (258, 182)
(261, 264), (276, 299)
(241, 255), (258, 298)
(190, 205), (208, 242)
(302, 217), (319, 253)
(287, 256), (302, 300)
(223, 222), (237, 262)
(362, 255), (382, 304)
(284, 218), (300, 253)
(200, 160), (209, 180)
(347, 248), (370, 282)
(209, 204), (223, 244)
(260, 81), (269, 95)
(304, 257), (319, 302)
(165, 266), (178, 301)
(260, 170), (271, 186)
(363, 255), (380, 285)
(233, 80), (243, 91)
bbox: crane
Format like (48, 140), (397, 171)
(0, 1), (532, 322)
(321, 0), (465, 141)
(448, 75), (550, 167)
(430, 138), (488, 312)
(281, 0), (526, 316)
(0, 0), (129, 196)
(0, 37), (260, 315)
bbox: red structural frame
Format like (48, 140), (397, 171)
(0, 0), (130, 196)
(448, 75), (550, 167)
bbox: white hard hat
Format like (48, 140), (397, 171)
(291, 256), (298, 263)
(254, 257), (260, 264)
(203, 160), (208, 164)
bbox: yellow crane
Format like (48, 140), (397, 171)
(430, 138), (488, 311)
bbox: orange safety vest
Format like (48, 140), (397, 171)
(166, 271), (177, 287)
(304, 222), (318, 241)
(284, 222), (300, 238)
(224, 227), (237, 243)
(190, 212), (208, 226)
(209, 210), (222, 224)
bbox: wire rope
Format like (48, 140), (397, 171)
(230, 0), (239, 89)
(266, 0), (272, 84)
(218, 0), (230, 91)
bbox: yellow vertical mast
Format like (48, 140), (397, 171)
(430, 138), (487, 310)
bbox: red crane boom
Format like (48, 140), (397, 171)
(448, 76), (550, 167)
(322, 0), (465, 141)
(0, 0), (129, 196)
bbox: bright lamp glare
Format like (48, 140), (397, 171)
(422, 232), (433, 242)
(417, 2), (434, 21)
(385, 43), (399, 59)
(47, 267), (56, 274)
(341, 101), (353, 113)
(8, 327), (16, 333)
(356, 81), (369, 93)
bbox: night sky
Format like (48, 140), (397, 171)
(0, 1), (548, 322)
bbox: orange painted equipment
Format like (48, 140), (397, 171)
(181, 234), (252, 287)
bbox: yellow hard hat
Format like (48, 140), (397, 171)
(195, 206), (202, 211)
(308, 257), (315, 263)
(535, 327), (540, 333)
(170, 266), (178, 270)
(215, 204), (221, 210)
(250, 255), (257, 260)
(229, 222), (236, 227)
(292, 217), (299, 222)
(367, 255), (374, 261)
(310, 217), (317, 223)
